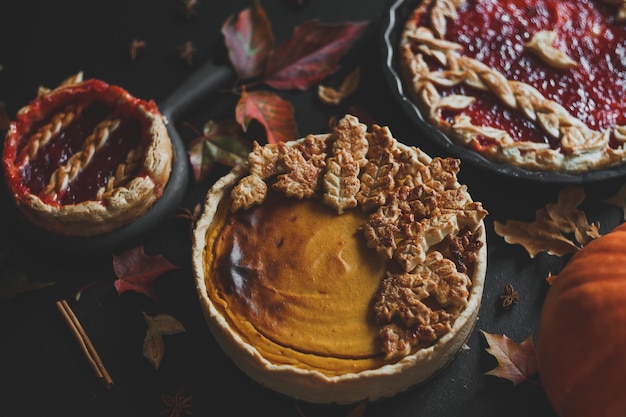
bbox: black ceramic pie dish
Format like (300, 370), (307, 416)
(380, 0), (626, 184)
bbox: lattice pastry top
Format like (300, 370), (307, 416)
(2, 73), (172, 236)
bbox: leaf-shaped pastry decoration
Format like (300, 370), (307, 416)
(142, 312), (186, 370)
(525, 30), (577, 70)
(262, 20), (369, 90)
(322, 149), (360, 213)
(235, 88), (297, 144)
(481, 331), (538, 386)
(221, 1), (275, 80)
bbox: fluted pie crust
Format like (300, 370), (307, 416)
(2, 73), (172, 236)
(399, 0), (626, 173)
(192, 115), (487, 404)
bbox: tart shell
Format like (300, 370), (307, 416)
(192, 131), (487, 404)
(2, 76), (173, 236)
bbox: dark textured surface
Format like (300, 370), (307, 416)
(0, 1), (620, 416)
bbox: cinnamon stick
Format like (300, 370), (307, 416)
(56, 299), (114, 389)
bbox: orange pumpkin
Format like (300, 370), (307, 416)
(537, 221), (626, 417)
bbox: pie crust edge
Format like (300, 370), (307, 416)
(191, 138), (487, 404)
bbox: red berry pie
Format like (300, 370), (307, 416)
(2, 73), (173, 236)
(399, 0), (626, 173)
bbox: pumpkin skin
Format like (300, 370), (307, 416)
(537, 222), (626, 417)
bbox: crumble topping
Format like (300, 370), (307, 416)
(229, 115), (487, 360)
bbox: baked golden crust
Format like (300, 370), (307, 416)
(398, 0), (626, 173)
(2, 73), (172, 236)
(192, 115), (487, 404)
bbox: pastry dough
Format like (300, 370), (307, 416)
(2, 73), (172, 236)
(192, 115), (487, 404)
(399, 0), (626, 173)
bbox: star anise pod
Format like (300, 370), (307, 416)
(178, 41), (196, 66)
(182, 0), (198, 18)
(129, 39), (146, 61)
(500, 283), (519, 310)
(160, 387), (193, 417)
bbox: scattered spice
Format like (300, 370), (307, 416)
(500, 283), (519, 310)
(182, 0), (198, 18)
(174, 204), (202, 237)
(56, 299), (114, 388)
(160, 387), (193, 417)
(178, 41), (196, 66)
(129, 38), (146, 61)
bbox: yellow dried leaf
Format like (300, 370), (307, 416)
(494, 210), (579, 258)
(142, 312), (186, 370)
(495, 186), (600, 258)
(318, 67), (360, 105)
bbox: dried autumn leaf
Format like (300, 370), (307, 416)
(494, 186), (599, 258)
(0, 267), (54, 302)
(187, 119), (252, 183)
(545, 186), (599, 246)
(142, 312), (186, 370)
(318, 67), (360, 105)
(494, 209), (580, 258)
(112, 245), (180, 301)
(481, 331), (538, 386)
(235, 87), (297, 143)
(604, 183), (626, 221)
(222, 0), (275, 80)
(262, 19), (369, 90)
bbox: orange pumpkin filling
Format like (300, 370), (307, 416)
(204, 191), (392, 375)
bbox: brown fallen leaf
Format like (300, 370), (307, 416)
(142, 312), (186, 370)
(318, 67), (360, 105)
(0, 268), (55, 302)
(494, 186), (599, 258)
(481, 330), (538, 386)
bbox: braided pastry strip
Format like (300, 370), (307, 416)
(96, 144), (144, 200)
(42, 118), (120, 198)
(18, 109), (76, 166)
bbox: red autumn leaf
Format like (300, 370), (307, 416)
(222, 1), (275, 80)
(235, 87), (297, 143)
(481, 330), (538, 386)
(187, 119), (252, 183)
(262, 19), (370, 90)
(112, 245), (180, 301)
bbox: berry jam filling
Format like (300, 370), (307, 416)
(421, 0), (626, 147)
(19, 101), (142, 205)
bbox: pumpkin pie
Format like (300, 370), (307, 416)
(399, 0), (626, 173)
(2, 73), (172, 236)
(192, 115), (487, 404)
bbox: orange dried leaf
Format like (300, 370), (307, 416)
(318, 67), (360, 105)
(494, 209), (579, 258)
(495, 186), (599, 257)
(481, 331), (537, 386)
